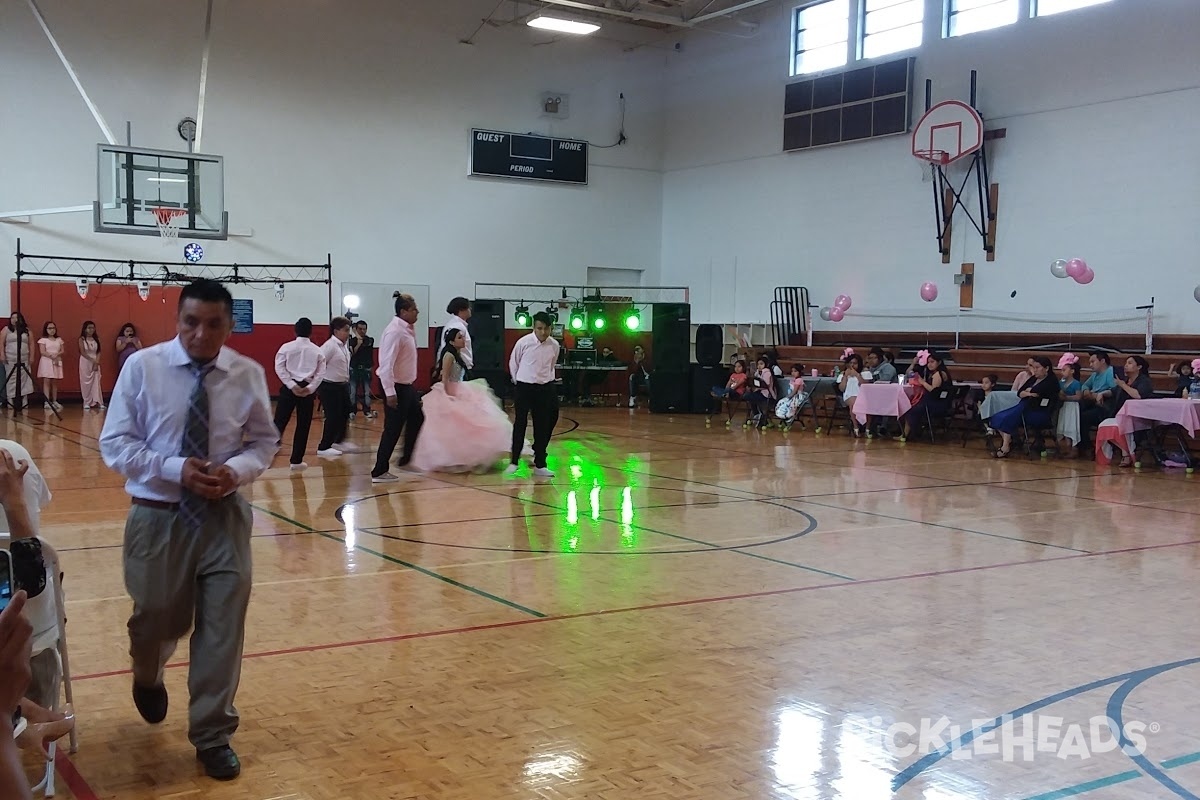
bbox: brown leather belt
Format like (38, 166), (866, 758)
(131, 497), (179, 511)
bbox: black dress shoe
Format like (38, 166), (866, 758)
(196, 745), (241, 780)
(132, 683), (168, 724)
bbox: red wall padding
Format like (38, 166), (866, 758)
(9, 280), (434, 398)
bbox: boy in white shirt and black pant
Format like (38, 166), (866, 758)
(506, 312), (560, 478)
(273, 318), (325, 470)
(316, 316), (359, 457)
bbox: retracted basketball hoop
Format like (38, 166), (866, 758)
(151, 207), (188, 243)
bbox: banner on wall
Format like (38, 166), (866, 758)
(232, 299), (253, 334)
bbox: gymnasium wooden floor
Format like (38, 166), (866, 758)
(11, 406), (1200, 799)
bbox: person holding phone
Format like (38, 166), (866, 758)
(0, 589), (34, 800)
(100, 280), (279, 781)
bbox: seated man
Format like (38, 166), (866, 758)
(865, 348), (897, 384)
(1078, 351), (1118, 450)
(627, 345), (650, 408)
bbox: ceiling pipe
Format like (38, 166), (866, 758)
(532, 0), (694, 28)
(690, 0), (776, 24)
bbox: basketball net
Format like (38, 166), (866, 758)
(152, 207), (187, 244)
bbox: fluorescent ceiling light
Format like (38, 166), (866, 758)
(527, 16), (600, 34)
(145, 176), (188, 183)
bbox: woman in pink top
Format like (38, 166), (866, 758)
(36, 321), (65, 411)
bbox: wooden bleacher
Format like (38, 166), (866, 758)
(749, 331), (1200, 394)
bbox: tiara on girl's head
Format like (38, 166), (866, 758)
(1192, 358), (1200, 373)
(842, 348), (855, 359)
(1057, 352), (1080, 370)
(916, 349), (930, 367)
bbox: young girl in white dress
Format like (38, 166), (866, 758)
(78, 320), (104, 410)
(410, 328), (513, 474)
(36, 321), (64, 411)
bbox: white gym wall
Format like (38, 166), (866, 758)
(661, 0), (1200, 333)
(0, 0), (665, 323)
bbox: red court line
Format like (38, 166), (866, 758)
(71, 537), (1200, 683)
(56, 752), (101, 800)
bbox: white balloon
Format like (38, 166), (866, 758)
(1050, 259), (1069, 279)
(819, 307), (833, 321)
(1194, 285), (1200, 304)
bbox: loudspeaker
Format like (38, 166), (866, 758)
(467, 299), (504, 371)
(652, 303), (691, 372)
(695, 324), (722, 366)
(649, 370), (690, 414)
(690, 364), (729, 415)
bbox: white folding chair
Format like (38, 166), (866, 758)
(4, 537), (76, 797)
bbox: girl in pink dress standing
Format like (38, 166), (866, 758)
(36, 321), (65, 411)
(78, 320), (104, 410)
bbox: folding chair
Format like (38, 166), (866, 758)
(915, 387), (955, 444)
(1017, 398), (1057, 458)
(5, 538), (77, 797)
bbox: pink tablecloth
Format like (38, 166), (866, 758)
(1114, 399), (1200, 437)
(853, 383), (913, 424)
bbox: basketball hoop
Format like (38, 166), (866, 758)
(151, 207), (188, 243)
(914, 149), (951, 167)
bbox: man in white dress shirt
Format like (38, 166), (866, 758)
(371, 293), (424, 482)
(316, 316), (357, 457)
(442, 297), (473, 372)
(273, 318), (326, 470)
(99, 279), (279, 781)
(506, 312), (560, 478)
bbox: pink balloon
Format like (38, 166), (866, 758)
(1074, 267), (1094, 285)
(1065, 258), (1087, 279)
(920, 282), (938, 302)
(828, 306), (845, 323)
(834, 294), (852, 311)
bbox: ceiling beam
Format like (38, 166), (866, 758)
(690, 0), (775, 24)
(532, 0), (694, 28)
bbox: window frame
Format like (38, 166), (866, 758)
(943, 0), (1020, 38)
(857, 0), (924, 61)
(1031, 0), (1113, 18)
(790, 0), (852, 77)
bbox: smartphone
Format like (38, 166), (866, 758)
(0, 549), (12, 612)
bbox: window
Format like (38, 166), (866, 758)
(792, 0), (850, 76)
(946, 0), (1018, 37)
(860, 0), (923, 60)
(1033, 0), (1113, 16)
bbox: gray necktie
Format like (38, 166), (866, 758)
(178, 362), (213, 532)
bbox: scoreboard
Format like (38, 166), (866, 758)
(470, 129), (588, 185)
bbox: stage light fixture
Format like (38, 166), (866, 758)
(544, 304), (559, 324)
(76, 277), (89, 299)
(137, 280), (151, 301)
(591, 309), (607, 331)
(514, 302), (531, 327)
(569, 304), (586, 331)
(623, 307), (641, 331)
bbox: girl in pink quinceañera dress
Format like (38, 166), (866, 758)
(410, 328), (512, 474)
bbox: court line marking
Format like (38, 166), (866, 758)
(251, 504), (546, 618)
(68, 537), (1200, 683)
(1023, 751), (1200, 800)
(893, 656), (1200, 795)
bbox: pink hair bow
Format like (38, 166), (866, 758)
(1057, 352), (1079, 370)
(916, 349), (930, 367)
(842, 348), (855, 359)
(1192, 358), (1200, 373)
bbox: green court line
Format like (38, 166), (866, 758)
(1023, 751), (1200, 800)
(251, 504), (546, 618)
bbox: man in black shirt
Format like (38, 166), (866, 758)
(348, 320), (376, 420)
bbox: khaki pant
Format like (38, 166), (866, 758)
(123, 494), (253, 750)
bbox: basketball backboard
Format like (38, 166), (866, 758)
(911, 100), (984, 166)
(94, 144), (228, 239)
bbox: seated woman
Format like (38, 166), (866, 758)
(836, 351), (865, 436)
(989, 356), (1058, 458)
(746, 356), (777, 429)
(1094, 355), (1155, 467)
(1185, 359), (1200, 399)
(899, 352), (952, 440)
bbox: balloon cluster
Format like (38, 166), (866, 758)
(1050, 258), (1094, 285)
(819, 294), (851, 323)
